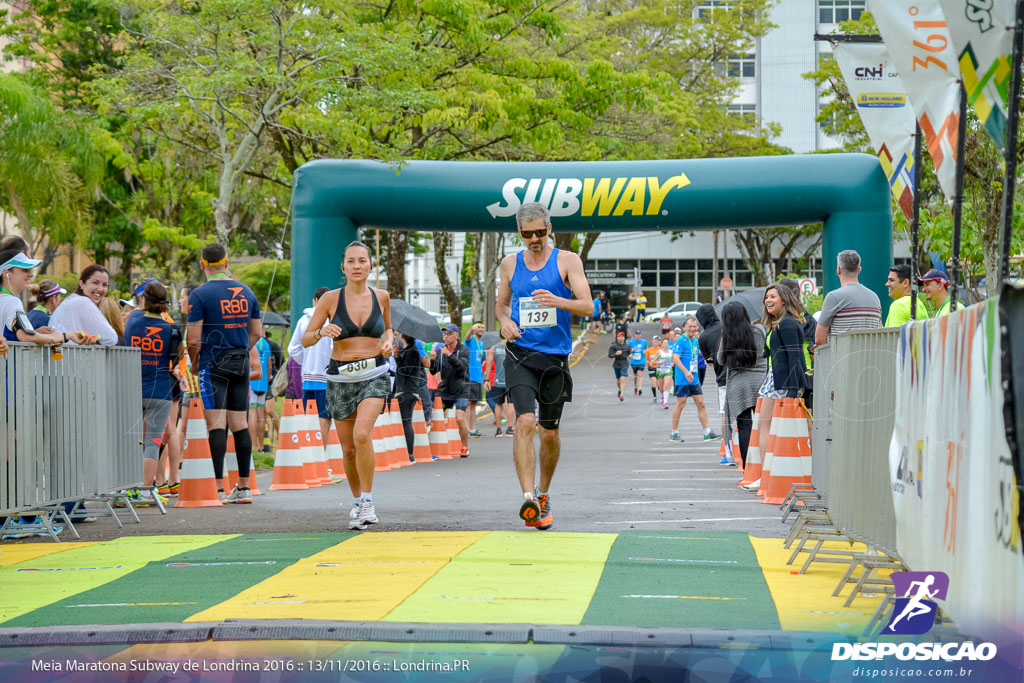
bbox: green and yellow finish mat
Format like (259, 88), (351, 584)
(0, 531), (888, 634)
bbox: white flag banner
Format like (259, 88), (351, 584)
(833, 42), (918, 221)
(938, 0), (1016, 149)
(869, 0), (963, 200)
(889, 299), (1024, 646)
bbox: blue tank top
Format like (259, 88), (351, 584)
(510, 248), (572, 356)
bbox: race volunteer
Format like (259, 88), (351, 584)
(186, 243), (263, 504)
(301, 241), (394, 531)
(496, 201), (593, 531)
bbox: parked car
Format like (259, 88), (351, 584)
(644, 300), (703, 325)
(441, 306), (473, 326)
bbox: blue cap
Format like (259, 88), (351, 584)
(442, 323), (459, 333)
(133, 278), (158, 297)
(917, 269), (949, 287)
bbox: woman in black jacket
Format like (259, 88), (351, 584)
(764, 284), (810, 399)
(755, 285), (810, 457)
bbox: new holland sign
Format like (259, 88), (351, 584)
(486, 173), (691, 219)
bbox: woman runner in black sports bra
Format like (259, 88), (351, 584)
(302, 241), (393, 530)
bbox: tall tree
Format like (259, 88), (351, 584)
(0, 74), (103, 268)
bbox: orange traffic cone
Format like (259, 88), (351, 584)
(268, 400), (309, 490)
(762, 399), (812, 505)
(295, 400), (322, 488)
(175, 399), (224, 507)
(248, 448), (263, 495)
(759, 399), (782, 499)
(430, 397), (450, 459)
(306, 399), (333, 485)
(324, 424), (346, 479)
(446, 408), (461, 458)
(224, 433), (239, 493)
(386, 399), (408, 468)
(411, 398), (434, 463)
(739, 398), (763, 488)
(372, 412), (392, 472)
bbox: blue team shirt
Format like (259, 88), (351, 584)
(27, 307), (50, 330)
(467, 336), (483, 383)
(627, 338), (648, 366)
(593, 299), (601, 318)
(125, 313), (182, 400)
(187, 278), (260, 370)
(250, 337), (271, 393)
(673, 336), (700, 387)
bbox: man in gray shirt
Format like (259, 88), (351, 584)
(815, 249), (882, 347)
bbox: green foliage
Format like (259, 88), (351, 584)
(0, 74), (104, 263)
(233, 259), (290, 312)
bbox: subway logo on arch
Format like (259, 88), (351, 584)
(220, 286), (250, 316)
(486, 172), (691, 219)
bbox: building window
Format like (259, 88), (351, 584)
(659, 272), (676, 287)
(818, 100), (841, 134)
(696, 1), (732, 21)
(818, 0), (865, 24)
(727, 103), (756, 123)
(728, 53), (756, 78)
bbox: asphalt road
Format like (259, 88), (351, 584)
(70, 324), (790, 540)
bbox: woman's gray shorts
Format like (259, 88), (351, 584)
(326, 375), (391, 420)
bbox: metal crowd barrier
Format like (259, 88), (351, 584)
(811, 329), (901, 557)
(1, 343), (143, 529)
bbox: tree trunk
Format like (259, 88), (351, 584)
(470, 232), (484, 323)
(483, 233), (497, 330)
(579, 232), (601, 263)
(433, 232), (462, 326)
(553, 231), (575, 251)
(385, 230), (409, 299)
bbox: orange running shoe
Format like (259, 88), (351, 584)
(520, 496), (540, 525)
(534, 494), (553, 530)
(460, 446), (469, 458)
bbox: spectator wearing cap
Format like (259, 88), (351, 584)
(885, 264), (929, 327)
(815, 249), (882, 347)
(464, 321), (486, 437)
(918, 269), (965, 317)
(26, 280), (66, 329)
(431, 323), (470, 454)
(0, 249), (74, 347)
(49, 265), (119, 346)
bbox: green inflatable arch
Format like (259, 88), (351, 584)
(289, 153), (892, 323)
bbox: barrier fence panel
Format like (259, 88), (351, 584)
(811, 342), (833, 494)
(815, 329), (901, 557)
(1, 344), (142, 516)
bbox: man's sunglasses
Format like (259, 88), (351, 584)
(519, 227), (549, 240)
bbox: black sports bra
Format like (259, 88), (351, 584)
(331, 287), (386, 340)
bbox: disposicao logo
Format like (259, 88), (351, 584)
(486, 173), (691, 219)
(831, 571), (998, 662)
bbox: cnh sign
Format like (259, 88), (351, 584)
(288, 155), (894, 325)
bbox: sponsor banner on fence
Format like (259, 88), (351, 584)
(869, 0), (963, 201)
(938, 0), (1016, 149)
(833, 41), (917, 221)
(889, 298), (1024, 646)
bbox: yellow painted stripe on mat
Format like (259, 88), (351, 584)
(0, 535), (235, 623)
(749, 536), (892, 634)
(187, 532), (487, 622)
(0, 542), (97, 566)
(384, 532), (617, 625)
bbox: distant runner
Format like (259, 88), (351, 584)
(497, 202), (593, 531)
(628, 328), (648, 396)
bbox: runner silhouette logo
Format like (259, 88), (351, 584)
(886, 571), (949, 634)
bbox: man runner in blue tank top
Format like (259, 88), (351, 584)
(496, 202), (594, 530)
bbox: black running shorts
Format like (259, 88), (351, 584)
(503, 342), (572, 430)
